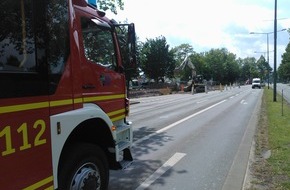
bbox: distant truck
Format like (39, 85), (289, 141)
(252, 78), (261, 89)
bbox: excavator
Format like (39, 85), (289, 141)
(175, 56), (205, 93)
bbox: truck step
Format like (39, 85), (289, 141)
(116, 124), (130, 134)
(119, 160), (133, 170)
(116, 141), (131, 152)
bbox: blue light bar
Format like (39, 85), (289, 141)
(86, 0), (97, 7)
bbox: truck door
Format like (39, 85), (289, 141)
(76, 9), (126, 113)
(0, 0), (70, 189)
(0, 1), (53, 188)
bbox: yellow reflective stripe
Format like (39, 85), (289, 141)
(0, 94), (125, 114)
(22, 176), (53, 190)
(109, 109), (125, 122)
(49, 99), (73, 107)
(108, 108), (125, 117)
(44, 186), (54, 190)
(83, 94), (125, 102)
(0, 102), (49, 114)
(111, 114), (125, 122)
(74, 98), (83, 104)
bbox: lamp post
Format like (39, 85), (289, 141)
(250, 28), (286, 93)
(250, 32), (271, 89)
(274, 0), (277, 102)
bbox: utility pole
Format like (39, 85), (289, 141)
(250, 1), (286, 99)
(273, 0), (277, 102)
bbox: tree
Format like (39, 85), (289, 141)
(278, 62), (290, 82)
(171, 43), (194, 62)
(140, 36), (175, 83)
(98, 0), (124, 14)
(240, 57), (257, 82)
(204, 48), (228, 83)
(278, 42), (290, 82)
(256, 55), (271, 81)
(171, 44), (195, 80)
(223, 52), (240, 83)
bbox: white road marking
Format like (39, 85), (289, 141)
(134, 100), (227, 145)
(240, 100), (248, 105)
(197, 99), (208, 104)
(135, 152), (186, 190)
(159, 115), (169, 119)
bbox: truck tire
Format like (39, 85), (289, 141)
(58, 143), (109, 190)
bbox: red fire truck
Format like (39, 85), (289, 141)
(0, 0), (136, 189)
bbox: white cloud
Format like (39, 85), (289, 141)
(107, 0), (290, 66)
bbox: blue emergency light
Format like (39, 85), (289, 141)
(86, 0), (97, 7)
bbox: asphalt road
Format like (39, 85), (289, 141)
(109, 85), (263, 190)
(277, 83), (290, 103)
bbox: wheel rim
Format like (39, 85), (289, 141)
(71, 162), (101, 190)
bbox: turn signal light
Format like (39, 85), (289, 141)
(111, 125), (117, 131)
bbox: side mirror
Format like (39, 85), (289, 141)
(114, 22), (137, 71)
(128, 23), (137, 67)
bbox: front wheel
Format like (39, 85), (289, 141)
(58, 143), (109, 190)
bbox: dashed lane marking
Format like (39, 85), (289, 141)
(135, 152), (186, 190)
(134, 99), (227, 145)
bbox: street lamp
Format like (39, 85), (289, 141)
(250, 28), (286, 92)
(274, 0), (277, 102)
(254, 51), (266, 57)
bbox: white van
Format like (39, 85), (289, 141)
(252, 78), (261, 89)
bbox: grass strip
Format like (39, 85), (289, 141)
(265, 87), (290, 189)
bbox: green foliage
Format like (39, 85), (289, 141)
(256, 55), (271, 80)
(171, 43), (195, 62)
(171, 44), (196, 80)
(98, 0), (124, 14)
(137, 41), (273, 84)
(264, 88), (290, 188)
(135, 39), (277, 85)
(178, 53), (207, 81)
(223, 52), (240, 83)
(278, 42), (290, 82)
(140, 36), (176, 83)
(202, 48), (240, 84)
(95, 0), (285, 85)
(240, 57), (258, 81)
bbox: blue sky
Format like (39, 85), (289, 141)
(107, 0), (290, 68)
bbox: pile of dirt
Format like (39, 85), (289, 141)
(129, 89), (162, 98)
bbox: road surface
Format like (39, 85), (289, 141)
(109, 85), (263, 190)
(277, 83), (290, 103)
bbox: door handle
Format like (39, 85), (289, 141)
(100, 74), (106, 84)
(82, 84), (96, 89)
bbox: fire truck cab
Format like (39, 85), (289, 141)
(0, 0), (136, 189)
